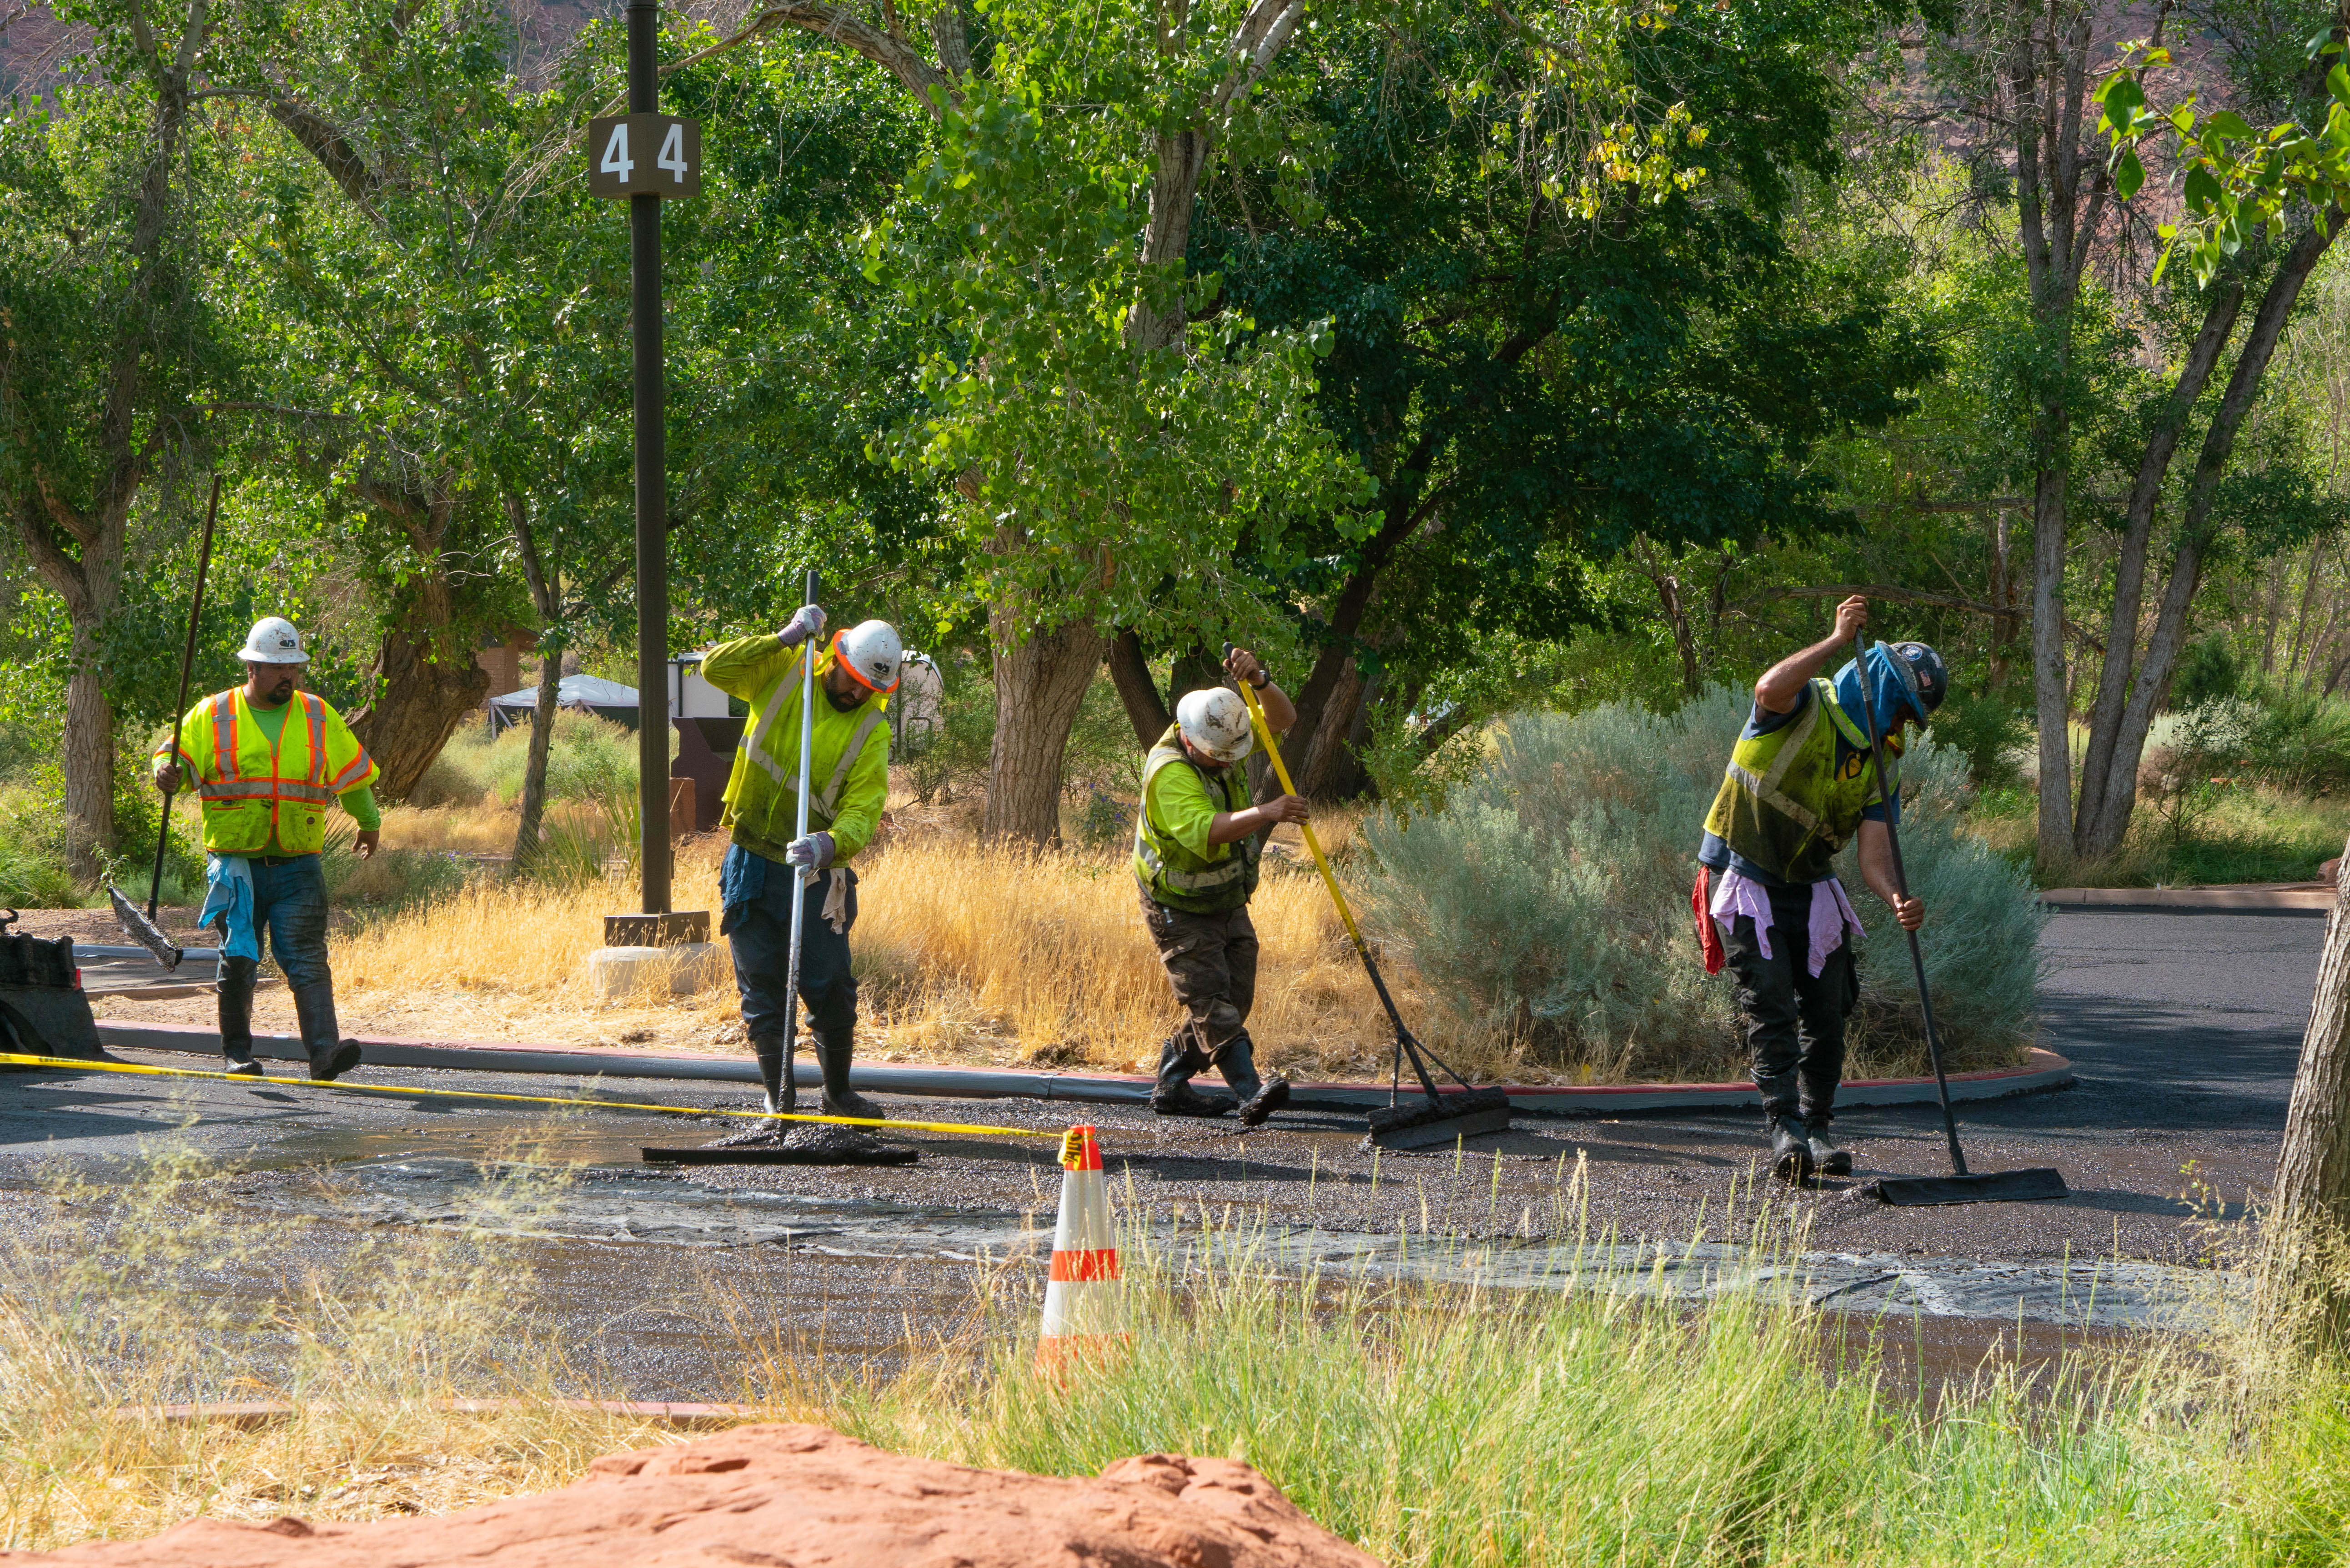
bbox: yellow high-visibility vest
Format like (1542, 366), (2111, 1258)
(156, 687), (379, 855)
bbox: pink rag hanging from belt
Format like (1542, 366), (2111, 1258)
(1692, 866), (1863, 978)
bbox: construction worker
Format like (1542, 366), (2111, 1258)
(150, 617), (380, 1081)
(1135, 646), (1304, 1124)
(701, 605), (900, 1120)
(1695, 594), (1947, 1182)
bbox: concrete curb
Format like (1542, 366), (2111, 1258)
(2039, 884), (2335, 915)
(92, 1021), (2074, 1115)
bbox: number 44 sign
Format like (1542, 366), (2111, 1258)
(587, 114), (701, 198)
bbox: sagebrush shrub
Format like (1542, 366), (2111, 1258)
(1358, 687), (2043, 1079)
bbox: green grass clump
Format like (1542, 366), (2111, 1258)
(412, 711), (643, 809)
(823, 1207), (2342, 1568)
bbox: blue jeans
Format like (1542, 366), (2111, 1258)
(722, 852), (858, 1044)
(241, 854), (333, 990)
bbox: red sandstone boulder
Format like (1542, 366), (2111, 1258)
(6, 1422), (1384, 1568)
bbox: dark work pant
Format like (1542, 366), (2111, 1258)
(1140, 891), (1262, 1097)
(1723, 883), (1858, 1125)
(724, 857), (858, 1044)
(215, 854), (337, 1056)
(243, 854), (334, 989)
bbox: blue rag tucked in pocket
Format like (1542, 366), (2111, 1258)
(197, 854), (259, 963)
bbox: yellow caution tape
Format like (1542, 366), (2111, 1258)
(0, 1051), (1067, 1141)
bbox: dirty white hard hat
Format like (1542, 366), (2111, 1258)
(236, 616), (309, 665)
(1176, 687), (1254, 766)
(830, 619), (904, 694)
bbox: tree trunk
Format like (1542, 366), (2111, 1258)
(2262, 552), (2289, 675)
(2072, 279), (2245, 850)
(2270, 838), (2350, 1334)
(2030, 471), (2077, 867)
(351, 486), (493, 800)
(506, 493), (560, 869)
(1296, 654), (1368, 799)
(351, 619), (492, 800)
(1988, 508), (2020, 691)
(984, 613), (1107, 845)
(1106, 628), (1171, 747)
(2005, 0), (2107, 870)
(61, 628), (117, 881)
(513, 653), (561, 869)
(2072, 216), (2340, 858)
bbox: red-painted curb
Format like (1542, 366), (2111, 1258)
(90, 1020), (2072, 1114)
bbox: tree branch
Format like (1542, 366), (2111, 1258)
(1756, 583), (2106, 654)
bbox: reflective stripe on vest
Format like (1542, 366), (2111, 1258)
(1134, 834), (1248, 892)
(1134, 741), (1253, 895)
(740, 654), (885, 828)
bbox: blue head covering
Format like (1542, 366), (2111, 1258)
(1833, 641), (1947, 735)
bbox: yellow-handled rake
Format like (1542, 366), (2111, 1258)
(1229, 660), (1513, 1150)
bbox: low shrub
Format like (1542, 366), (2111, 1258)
(2245, 684), (2350, 794)
(1356, 687), (2042, 1080)
(414, 712), (641, 809)
(1931, 689), (2032, 792)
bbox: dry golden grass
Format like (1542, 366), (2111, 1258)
(851, 834), (1479, 1080)
(311, 828), (1521, 1081)
(0, 1150), (735, 1551)
(376, 801), (518, 856)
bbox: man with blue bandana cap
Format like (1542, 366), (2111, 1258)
(1692, 595), (1947, 1183)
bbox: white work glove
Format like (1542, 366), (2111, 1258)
(779, 603), (828, 648)
(783, 831), (835, 871)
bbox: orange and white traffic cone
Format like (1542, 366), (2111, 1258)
(1037, 1124), (1125, 1369)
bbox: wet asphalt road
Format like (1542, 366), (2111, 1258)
(0, 909), (2320, 1394)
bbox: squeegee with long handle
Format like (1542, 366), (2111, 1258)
(1849, 629), (1968, 1177)
(779, 569), (821, 1091)
(1231, 668), (1463, 1102)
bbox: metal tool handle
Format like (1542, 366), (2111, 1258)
(151, 476), (221, 920)
(781, 570), (821, 1079)
(1850, 628), (1967, 1177)
(1225, 649), (1456, 1103)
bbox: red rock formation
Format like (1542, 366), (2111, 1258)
(6, 1423), (1384, 1568)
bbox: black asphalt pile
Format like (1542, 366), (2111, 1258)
(643, 1122), (919, 1166)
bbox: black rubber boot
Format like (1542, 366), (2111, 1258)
(1150, 1035), (1235, 1117)
(217, 956), (262, 1076)
(1216, 1031), (1290, 1127)
(815, 1030), (884, 1121)
(293, 983), (362, 1082)
(754, 1034), (796, 1116)
(1768, 1114), (1814, 1185)
(1805, 1116), (1852, 1176)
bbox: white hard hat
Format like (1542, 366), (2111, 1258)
(1176, 687), (1254, 765)
(236, 616), (309, 665)
(830, 619), (903, 694)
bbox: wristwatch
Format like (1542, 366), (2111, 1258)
(1249, 670), (1269, 690)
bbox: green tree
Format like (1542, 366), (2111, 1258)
(1157, 0), (1943, 798)
(0, 0), (227, 878)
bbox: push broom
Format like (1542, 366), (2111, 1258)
(1229, 655), (1511, 1150)
(107, 474), (221, 972)
(1848, 628), (2066, 1206)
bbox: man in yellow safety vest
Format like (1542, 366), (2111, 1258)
(700, 604), (901, 1120)
(151, 616), (379, 1081)
(1133, 645), (1309, 1124)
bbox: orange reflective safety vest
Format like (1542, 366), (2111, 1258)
(156, 687), (380, 855)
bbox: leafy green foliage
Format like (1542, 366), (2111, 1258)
(1929, 691), (2034, 793)
(2097, 30), (2350, 286)
(867, 81), (1367, 644)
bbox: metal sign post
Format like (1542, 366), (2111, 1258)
(591, 0), (706, 950)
